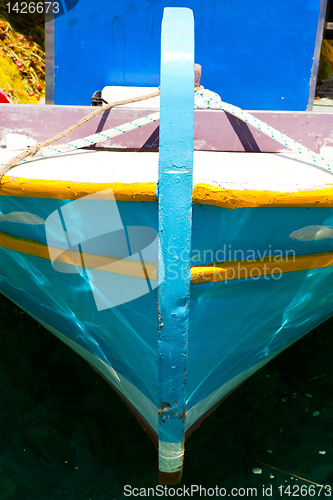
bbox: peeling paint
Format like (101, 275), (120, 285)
(3, 177), (333, 209)
(157, 8), (193, 481)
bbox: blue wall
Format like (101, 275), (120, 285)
(53, 0), (323, 110)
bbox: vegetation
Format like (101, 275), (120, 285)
(318, 40), (333, 80)
(0, 0), (45, 103)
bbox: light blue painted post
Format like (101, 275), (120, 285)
(157, 7), (194, 485)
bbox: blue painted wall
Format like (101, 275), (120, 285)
(53, 0), (323, 110)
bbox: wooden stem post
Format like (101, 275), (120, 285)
(157, 7), (194, 485)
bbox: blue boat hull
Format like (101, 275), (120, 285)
(1, 194), (333, 443)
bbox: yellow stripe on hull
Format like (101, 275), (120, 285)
(192, 184), (333, 208)
(1, 231), (333, 283)
(0, 177), (157, 201)
(1, 176), (333, 208)
(191, 252), (333, 284)
(0, 232), (158, 280)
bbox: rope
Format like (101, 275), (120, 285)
(2, 112), (160, 165)
(0, 85), (203, 178)
(0, 89), (160, 179)
(2, 85), (332, 180)
(194, 89), (333, 174)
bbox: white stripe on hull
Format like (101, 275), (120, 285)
(1, 148), (333, 192)
(158, 441), (184, 473)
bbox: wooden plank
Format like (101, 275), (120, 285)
(1, 103), (333, 154)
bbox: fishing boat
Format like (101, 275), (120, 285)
(1, 7), (333, 485)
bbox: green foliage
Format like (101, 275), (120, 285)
(318, 56), (333, 81)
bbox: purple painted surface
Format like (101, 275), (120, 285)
(1, 104), (333, 153)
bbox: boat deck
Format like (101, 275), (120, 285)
(1, 149), (333, 194)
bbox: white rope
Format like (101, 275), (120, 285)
(30, 112), (159, 159)
(194, 89), (333, 174)
(0, 112), (160, 169)
(1, 88), (332, 176)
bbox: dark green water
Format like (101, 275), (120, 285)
(0, 294), (333, 499)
